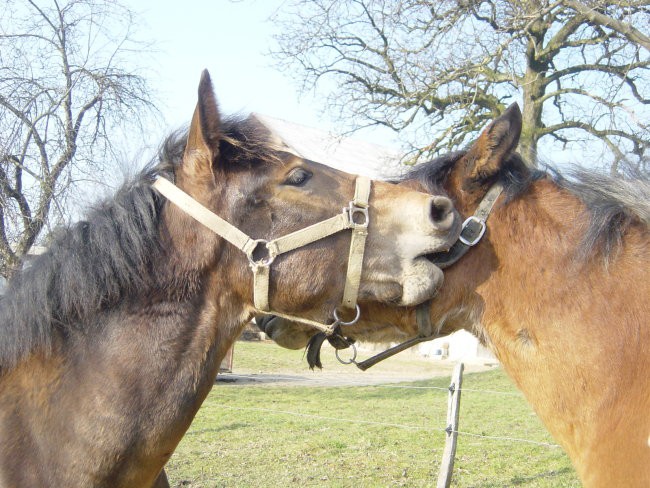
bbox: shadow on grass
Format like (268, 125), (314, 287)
(511, 467), (576, 485)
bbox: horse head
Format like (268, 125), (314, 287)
(163, 70), (462, 326)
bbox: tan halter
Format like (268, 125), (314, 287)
(152, 176), (371, 334)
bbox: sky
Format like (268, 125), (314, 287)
(127, 0), (399, 152)
(120, 1), (603, 170)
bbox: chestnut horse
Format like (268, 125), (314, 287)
(0, 71), (461, 487)
(259, 105), (650, 487)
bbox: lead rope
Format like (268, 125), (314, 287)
(153, 176), (372, 336)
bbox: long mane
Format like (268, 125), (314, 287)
(0, 116), (278, 371)
(407, 152), (650, 259)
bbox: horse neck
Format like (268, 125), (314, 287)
(458, 178), (650, 480)
(145, 228), (251, 366)
(475, 177), (649, 367)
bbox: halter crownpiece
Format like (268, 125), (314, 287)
(153, 176), (372, 334)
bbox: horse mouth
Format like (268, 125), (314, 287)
(425, 250), (454, 268)
(397, 256), (445, 306)
(423, 218), (462, 269)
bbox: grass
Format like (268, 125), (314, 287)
(165, 341), (580, 487)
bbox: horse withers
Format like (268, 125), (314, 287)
(0, 70), (461, 487)
(259, 104), (650, 488)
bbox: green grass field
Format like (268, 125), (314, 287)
(165, 341), (580, 487)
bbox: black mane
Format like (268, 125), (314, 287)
(405, 150), (546, 206)
(407, 151), (650, 260)
(0, 116), (277, 371)
(556, 164), (650, 259)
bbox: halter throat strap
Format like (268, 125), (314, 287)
(152, 176), (372, 334)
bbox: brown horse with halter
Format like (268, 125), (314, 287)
(259, 104), (650, 487)
(0, 71), (461, 487)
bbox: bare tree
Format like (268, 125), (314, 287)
(271, 0), (649, 169)
(0, 0), (157, 279)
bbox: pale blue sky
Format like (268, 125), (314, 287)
(128, 0), (398, 149)
(121, 1), (595, 168)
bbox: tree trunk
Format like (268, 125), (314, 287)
(520, 77), (544, 166)
(519, 18), (549, 167)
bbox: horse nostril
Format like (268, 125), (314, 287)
(255, 315), (276, 334)
(430, 196), (453, 224)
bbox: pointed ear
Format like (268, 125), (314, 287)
(183, 70), (221, 177)
(463, 103), (522, 188)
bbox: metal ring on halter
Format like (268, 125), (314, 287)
(333, 304), (361, 326)
(345, 202), (369, 228)
(335, 343), (358, 365)
(246, 239), (276, 267)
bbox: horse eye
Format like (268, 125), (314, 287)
(284, 168), (312, 186)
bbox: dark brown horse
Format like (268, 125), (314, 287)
(259, 105), (650, 487)
(0, 71), (461, 487)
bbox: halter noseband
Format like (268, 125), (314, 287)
(153, 176), (372, 333)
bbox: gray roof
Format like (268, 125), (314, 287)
(251, 113), (405, 180)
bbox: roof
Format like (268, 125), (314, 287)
(251, 113), (406, 180)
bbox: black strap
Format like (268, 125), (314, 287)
(353, 301), (436, 370)
(429, 182), (504, 268)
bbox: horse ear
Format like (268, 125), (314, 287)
(462, 103), (522, 188)
(183, 70), (222, 177)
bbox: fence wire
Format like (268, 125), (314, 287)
(376, 384), (524, 396)
(214, 403), (560, 449)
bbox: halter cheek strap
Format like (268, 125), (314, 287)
(153, 176), (372, 334)
(341, 176), (371, 310)
(429, 181), (504, 269)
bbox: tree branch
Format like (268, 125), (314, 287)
(562, 0), (650, 51)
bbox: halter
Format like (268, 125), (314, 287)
(152, 176), (372, 333)
(428, 181), (504, 269)
(333, 181), (504, 370)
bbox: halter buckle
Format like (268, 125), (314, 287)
(459, 216), (486, 246)
(344, 202), (369, 228)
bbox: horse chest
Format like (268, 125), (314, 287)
(0, 311), (223, 487)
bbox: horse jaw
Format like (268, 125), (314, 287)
(256, 315), (313, 350)
(398, 257), (445, 305)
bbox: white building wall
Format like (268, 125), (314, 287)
(417, 330), (496, 363)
